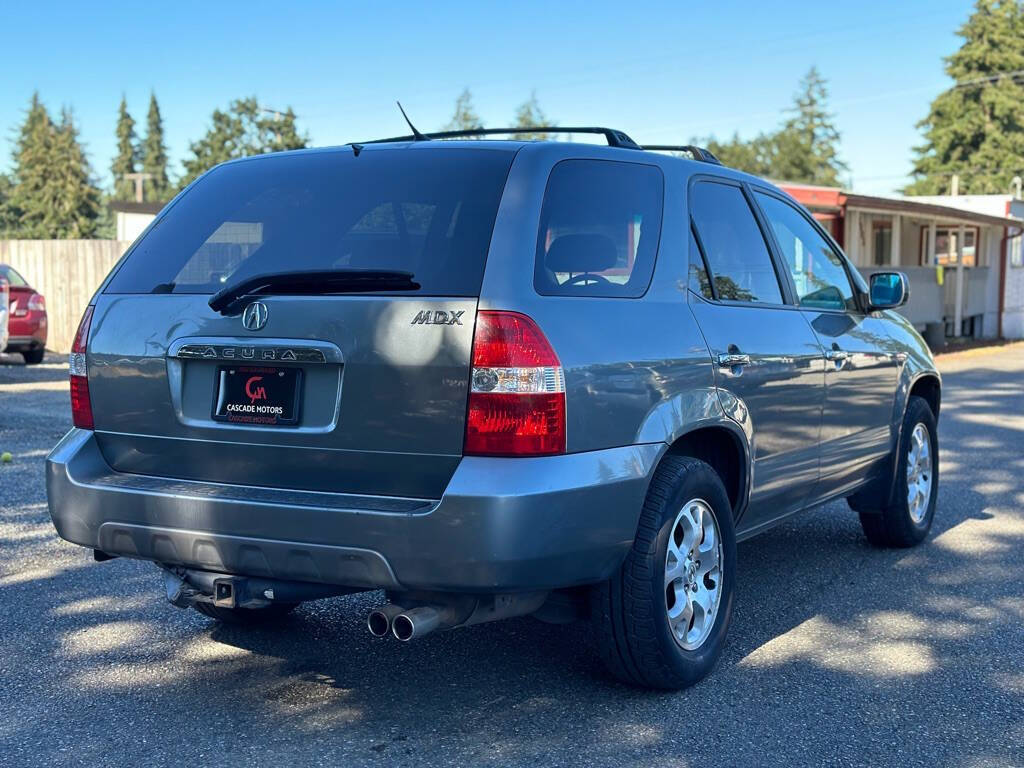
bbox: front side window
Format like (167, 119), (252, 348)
(756, 192), (857, 312)
(534, 159), (664, 298)
(690, 181), (782, 304)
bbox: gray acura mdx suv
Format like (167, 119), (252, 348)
(47, 127), (940, 689)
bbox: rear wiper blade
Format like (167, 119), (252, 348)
(209, 269), (420, 315)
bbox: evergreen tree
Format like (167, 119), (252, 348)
(905, 0), (1024, 194)
(179, 97), (308, 188)
(0, 173), (15, 237)
(8, 93), (58, 238)
(111, 95), (138, 200)
(771, 67), (848, 185)
(700, 132), (775, 177)
(443, 88), (483, 135)
(512, 91), (553, 140)
(142, 92), (171, 201)
(51, 108), (102, 238)
(692, 67), (846, 185)
(7, 96), (100, 238)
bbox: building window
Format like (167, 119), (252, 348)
(1011, 232), (1023, 268)
(920, 227), (978, 267)
(872, 223), (892, 266)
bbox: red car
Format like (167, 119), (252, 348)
(1, 264), (47, 364)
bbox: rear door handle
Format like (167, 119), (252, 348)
(717, 353), (751, 367)
(825, 350), (849, 361)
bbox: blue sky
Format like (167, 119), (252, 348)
(1, 1), (972, 195)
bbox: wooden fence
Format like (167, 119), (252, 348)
(1, 240), (130, 353)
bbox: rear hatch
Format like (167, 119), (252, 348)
(87, 145), (516, 499)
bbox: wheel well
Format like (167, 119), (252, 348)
(910, 375), (941, 421)
(665, 427), (745, 515)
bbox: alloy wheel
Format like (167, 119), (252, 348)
(906, 422), (933, 523)
(665, 498), (723, 651)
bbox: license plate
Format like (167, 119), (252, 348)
(212, 365), (302, 426)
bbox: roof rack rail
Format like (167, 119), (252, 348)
(642, 145), (723, 165)
(360, 126), (642, 149)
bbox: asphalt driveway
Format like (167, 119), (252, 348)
(1, 346), (1021, 767)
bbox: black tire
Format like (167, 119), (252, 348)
(21, 348), (44, 365)
(591, 456), (736, 689)
(194, 601), (298, 624)
(858, 395), (938, 548)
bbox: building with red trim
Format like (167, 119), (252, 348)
(779, 184), (1024, 340)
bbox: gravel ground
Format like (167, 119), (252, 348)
(0, 348), (1021, 767)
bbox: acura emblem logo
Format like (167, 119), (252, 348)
(241, 301), (268, 331)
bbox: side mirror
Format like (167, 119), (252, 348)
(869, 271), (908, 310)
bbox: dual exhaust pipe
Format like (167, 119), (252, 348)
(367, 603), (447, 642)
(367, 592), (548, 642)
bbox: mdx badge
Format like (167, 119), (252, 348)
(242, 301), (269, 331)
(411, 310), (464, 326)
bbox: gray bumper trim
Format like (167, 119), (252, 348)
(47, 429), (663, 592)
(98, 522), (399, 589)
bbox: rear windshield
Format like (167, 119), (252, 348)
(534, 159), (664, 298)
(105, 148), (515, 296)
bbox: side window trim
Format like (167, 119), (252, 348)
(686, 174), (792, 308)
(749, 185), (866, 315)
(688, 219), (718, 301)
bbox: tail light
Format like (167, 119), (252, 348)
(464, 311), (566, 456)
(27, 293), (45, 312)
(69, 305), (95, 430)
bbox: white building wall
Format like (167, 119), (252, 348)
(981, 227), (1000, 337)
(1004, 200), (1024, 338)
(115, 211), (156, 243)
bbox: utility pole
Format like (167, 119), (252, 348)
(122, 172), (154, 203)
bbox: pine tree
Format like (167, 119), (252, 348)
(771, 67), (848, 185)
(905, 0), (1024, 194)
(512, 91), (553, 140)
(51, 108), (101, 238)
(443, 88), (483, 135)
(692, 67), (846, 185)
(179, 97), (308, 188)
(0, 173), (15, 237)
(142, 92), (171, 201)
(8, 93), (57, 238)
(7, 96), (100, 238)
(111, 95), (138, 200)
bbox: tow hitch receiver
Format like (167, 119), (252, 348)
(160, 565), (355, 610)
(213, 577), (241, 608)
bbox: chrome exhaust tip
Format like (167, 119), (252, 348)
(367, 604), (404, 638)
(392, 606), (443, 642)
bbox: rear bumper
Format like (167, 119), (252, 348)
(6, 313), (47, 350)
(46, 429), (662, 592)
(4, 334), (46, 352)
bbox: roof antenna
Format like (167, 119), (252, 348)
(396, 101), (429, 141)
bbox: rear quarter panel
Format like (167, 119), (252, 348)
(478, 144), (720, 453)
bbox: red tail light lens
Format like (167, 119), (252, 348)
(27, 293), (45, 312)
(465, 311), (566, 456)
(69, 305), (94, 430)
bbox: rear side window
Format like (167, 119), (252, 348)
(688, 226), (713, 299)
(105, 148), (515, 296)
(534, 160), (663, 297)
(1, 267), (27, 287)
(690, 181), (782, 304)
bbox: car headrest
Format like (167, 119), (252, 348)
(545, 234), (618, 273)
